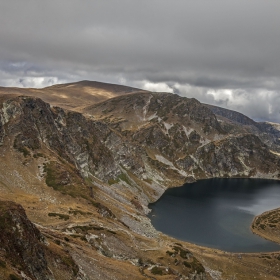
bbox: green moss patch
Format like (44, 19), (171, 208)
(0, 259), (6, 268)
(68, 209), (92, 216)
(108, 173), (131, 186)
(48, 212), (70, 220)
(9, 274), (21, 280)
(44, 161), (90, 199)
(151, 266), (164, 275)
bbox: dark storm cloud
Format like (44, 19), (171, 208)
(1, 0), (280, 121)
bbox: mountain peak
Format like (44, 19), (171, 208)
(0, 80), (149, 111)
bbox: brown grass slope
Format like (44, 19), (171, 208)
(0, 80), (149, 111)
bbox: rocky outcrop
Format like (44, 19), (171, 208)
(85, 92), (223, 135)
(0, 200), (53, 279)
(1, 93), (279, 202)
(195, 134), (280, 178)
(2, 96), (121, 179)
(0, 200), (79, 280)
(83, 92), (280, 184)
(0, 115), (5, 146)
(206, 104), (280, 152)
(258, 122), (280, 147)
(205, 104), (258, 126)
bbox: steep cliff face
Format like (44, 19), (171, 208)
(0, 200), (51, 280)
(1, 93), (279, 203)
(258, 122), (280, 147)
(83, 92), (280, 184)
(205, 104), (258, 127)
(194, 134), (280, 178)
(1, 96), (125, 178)
(0, 95), (161, 208)
(0, 200), (78, 280)
(206, 104), (280, 152)
(85, 92), (223, 136)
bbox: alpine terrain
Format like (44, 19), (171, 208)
(0, 81), (280, 280)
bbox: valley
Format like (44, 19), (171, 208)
(0, 81), (280, 280)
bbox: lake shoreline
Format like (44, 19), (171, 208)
(149, 178), (280, 253)
(251, 207), (280, 245)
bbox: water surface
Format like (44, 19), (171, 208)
(148, 179), (280, 252)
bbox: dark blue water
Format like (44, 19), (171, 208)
(148, 179), (280, 253)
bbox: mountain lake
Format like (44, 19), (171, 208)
(148, 178), (280, 252)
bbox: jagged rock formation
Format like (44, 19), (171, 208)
(83, 92), (280, 184)
(206, 104), (280, 152)
(1, 92), (279, 205)
(0, 200), (78, 280)
(0, 81), (280, 279)
(205, 104), (258, 127)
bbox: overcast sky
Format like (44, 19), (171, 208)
(1, 1), (280, 122)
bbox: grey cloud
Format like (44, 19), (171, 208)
(176, 84), (280, 123)
(1, 0), (280, 122)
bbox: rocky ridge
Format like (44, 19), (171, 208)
(0, 80), (148, 111)
(0, 200), (78, 280)
(206, 104), (280, 152)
